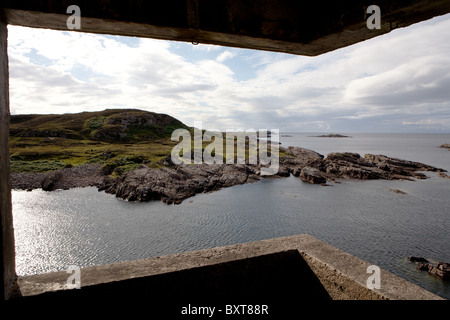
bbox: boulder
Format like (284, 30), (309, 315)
(408, 256), (429, 263)
(299, 167), (327, 184)
(99, 163), (261, 204)
(408, 257), (450, 280)
(41, 171), (62, 191)
(428, 262), (450, 280)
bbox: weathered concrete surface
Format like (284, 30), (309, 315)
(17, 234), (442, 300)
(0, 18), (18, 300)
(2, 1), (450, 56)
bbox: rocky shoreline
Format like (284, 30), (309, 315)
(11, 146), (447, 204)
(408, 256), (450, 281)
(11, 164), (105, 192)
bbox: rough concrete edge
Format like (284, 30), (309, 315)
(18, 234), (443, 300)
(299, 252), (386, 300)
(281, 235), (443, 300)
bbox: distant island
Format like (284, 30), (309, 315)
(311, 134), (351, 138)
(440, 144), (450, 150)
(9, 109), (448, 204)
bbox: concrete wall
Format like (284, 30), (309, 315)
(2, 1), (450, 56)
(0, 18), (18, 301)
(18, 235), (442, 302)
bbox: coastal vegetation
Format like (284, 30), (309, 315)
(9, 109), (287, 176)
(9, 109), (447, 204)
(9, 109), (188, 175)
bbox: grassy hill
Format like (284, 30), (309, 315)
(10, 108), (289, 176)
(10, 109), (188, 142)
(9, 109), (189, 175)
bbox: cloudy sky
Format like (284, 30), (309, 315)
(7, 13), (450, 133)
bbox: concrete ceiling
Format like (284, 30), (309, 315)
(1, 0), (450, 56)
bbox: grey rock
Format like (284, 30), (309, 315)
(299, 167), (327, 184)
(99, 147), (447, 203)
(12, 164), (105, 192)
(99, 163), (261, 204)
(408, 256), (429, 263)
(41, 171), (62, 191)
(12, 145), (447, 205)
(408, 257), (450, 281)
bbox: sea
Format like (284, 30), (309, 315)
(12, 133), (450, 299)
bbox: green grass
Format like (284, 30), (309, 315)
(9, 109), (290, 176)
(9, 109), (185, 175)
(9, 136), (177, 174)
(10, 160), (67, 173)
(85, 115), (106, 131)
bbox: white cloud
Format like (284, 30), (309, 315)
(7, 13), (450, 132)
(403, 118), (450, 130)
(216, 50), (236, 62)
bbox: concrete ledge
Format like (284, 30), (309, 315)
(3, 1), (450, 56)
(17, 234), (443, 300)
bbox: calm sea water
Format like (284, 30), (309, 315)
(12, 133), (450, 299)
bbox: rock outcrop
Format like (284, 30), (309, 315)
(312, 134), (350, 138)
(299, 167), (327, 184)
(408, 257), (450, 281)
(12, 146), (447, 204)
(279, 148), (445, 185)
(98, 147), (446, 204)
(11, 164), (105, 191)
(408, 256), (430, 263)
(438, 172), (450, 179)
(98, 163), (261, 204)
(41, 171), (63, 191)
(279, 147), (325, 177)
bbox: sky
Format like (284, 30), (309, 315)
(7, 13), (450, 133)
